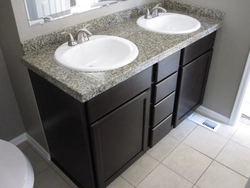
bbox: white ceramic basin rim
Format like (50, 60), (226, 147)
(137, 13), (201, 34)
(54, 35), (139, 72)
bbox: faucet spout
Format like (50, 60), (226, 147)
(151, 6), (167, 17)
(144, 4), (167, 19)
(76, 28), (93, 44)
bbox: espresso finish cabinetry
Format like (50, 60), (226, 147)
(149, 51), (180, 147)
(91, 91), (150, 187)
(28, 32), (217, 188)
(173, 32), (216, 127)
(29, 67), (152, 188)
(87, 68), (152, 187)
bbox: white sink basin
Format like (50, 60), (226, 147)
(137, 13), (201, 34)
(54, 35), (138, 72)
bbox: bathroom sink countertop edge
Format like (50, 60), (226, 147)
(21, 8), (224, 102)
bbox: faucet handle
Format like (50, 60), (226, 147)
(61, 32), (77, 46)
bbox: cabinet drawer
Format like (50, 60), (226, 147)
(182, 32), (216, 66)
(153, 92), (175, 127)
(154, 72), (178, 104)
(150, 114), (172, 147)
(155, 51), (180, 82)
(87, 67), (152, 123)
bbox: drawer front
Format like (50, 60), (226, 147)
(155, 51), (180, 82)
(150, 114), (172, 147)
(182, 32), (216, 66)
(154, 72), (178, 104)
(153, 92), (175, 126)
(87, 67), (152, 124)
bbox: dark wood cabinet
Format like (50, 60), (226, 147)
(29, 67), (152, 188)
(91, 91), (150, 187)
(29, 70), (96, 188)
(28, 32), (217, 188)
(173, 32), (216, 127)
(149, 51), (180, 147)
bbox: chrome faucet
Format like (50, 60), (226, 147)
(144, 4), (167, 19)
(61, 25), (92, 46)
(60, 32), (77, 46)
(76, 28), (92, 43)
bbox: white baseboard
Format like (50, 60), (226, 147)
(10, 132), (27, 145)
(196, 105), (230, 125)
(9, 132), (51, 161)
(26, 134), (51, 161)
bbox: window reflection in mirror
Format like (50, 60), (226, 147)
(24, 0), (123, 26)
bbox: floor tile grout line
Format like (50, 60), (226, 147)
(146, 134), (182, 163)
(229, 139), (250, 151)
(192, 158), (214, 186)
(180, 136), (221, 160)
(158, 122), (199, 162)
(155, 123), (206, 186)
(34, 164), (51, 177)
(157, 135), (183, 162)
(213, 134), (230, 160)
(160, 163), (195, 186)
(119, 176), (136, 188)
(228, 121), (243, 140)
(180, 141), (217, 160)
(169, 121), (198, 142)
(229, 122), (250, 150)
(193, 118), (250, 186)
(133, 161), (162, 187)
(163, 122), (233, 186)
(160, 142), (214, 186)
(50, 165), (77, 188)
(214, 159), (250, 179)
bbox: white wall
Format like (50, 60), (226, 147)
(0, 47), (25, 141)
(0, 0), (49, 150)
(174, 0), (250, 118)
(11, 0), (158, 42)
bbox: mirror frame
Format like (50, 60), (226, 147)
(24, 0), (124, 26)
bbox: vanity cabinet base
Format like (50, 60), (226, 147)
(29, 67), (152, 188)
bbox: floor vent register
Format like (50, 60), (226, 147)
(188, 113), (221, 132)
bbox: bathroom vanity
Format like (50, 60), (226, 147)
(28, 31), (216, 188)
(21, 1), (224, 187)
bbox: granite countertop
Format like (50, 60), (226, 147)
(21, 1), (224, 103)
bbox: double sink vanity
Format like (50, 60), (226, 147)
(21, 1), (224, 187)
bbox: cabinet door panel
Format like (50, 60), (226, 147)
(175, 50), (213, 125)
(91, 91), (150, 187)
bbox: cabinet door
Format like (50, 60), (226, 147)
(91, 90), (150, 188)
(174, 50), (213, 126)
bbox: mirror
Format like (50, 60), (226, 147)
(24, 0), (125, 26)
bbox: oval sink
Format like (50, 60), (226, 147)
(54, 35), (138, 72)
(137, 13), (201, 34)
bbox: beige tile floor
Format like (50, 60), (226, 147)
(18, 117), (250, 188)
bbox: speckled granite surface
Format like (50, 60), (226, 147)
(21, 0), (225, 102)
